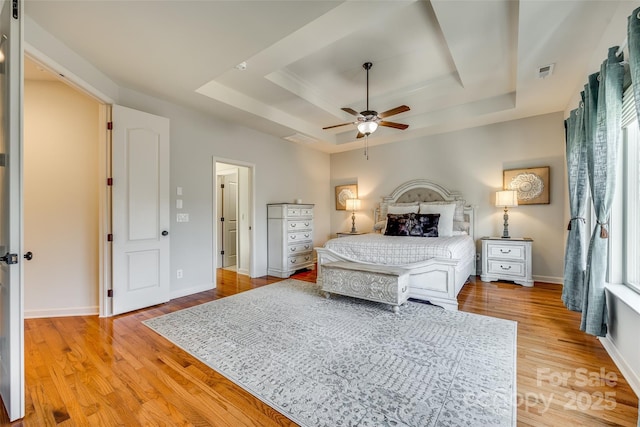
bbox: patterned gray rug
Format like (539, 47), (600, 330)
(143, 279), (517, 426)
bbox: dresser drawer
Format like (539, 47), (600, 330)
(486, 243), (526, 261)
(286, 206), (313, 217)
(288, 242), (312, 254)
(287, 219), (313, 231)
(487, 259), (525, 277)
(288, 253), (313, 268)
(288, 231), (312, 243)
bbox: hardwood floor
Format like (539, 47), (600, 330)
(2, 270), (638, 426)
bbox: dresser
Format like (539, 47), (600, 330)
(267, 203), (315, 278)
(480, 237), (533, 287)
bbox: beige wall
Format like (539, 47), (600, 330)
(24, 80), (100, 317)
(330, 112), (566, 282)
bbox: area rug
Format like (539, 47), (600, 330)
(143, 279), (517, 426)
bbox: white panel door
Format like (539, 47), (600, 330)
(0, 0), (24, 420)
(111, 105), (170, 315)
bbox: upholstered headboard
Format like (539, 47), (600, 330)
(374, 179), (475, 239)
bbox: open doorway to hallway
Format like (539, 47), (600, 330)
(215, 161), (252, 276)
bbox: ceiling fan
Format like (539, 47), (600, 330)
(323, 62), (410, 139)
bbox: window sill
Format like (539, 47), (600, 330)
(605, 283), (640, 316)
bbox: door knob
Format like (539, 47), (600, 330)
(24, 251), (33, 261)
(162, 230), (169, 236)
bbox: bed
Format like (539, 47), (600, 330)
(316, 179), (476, 311)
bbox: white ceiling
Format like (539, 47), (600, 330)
(24, 0), (632, 153)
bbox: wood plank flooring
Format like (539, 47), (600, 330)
(2, 270), (638, 426)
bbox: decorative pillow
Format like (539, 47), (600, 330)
(420, 200), (465, 222)
(384, 214), (411, 236)
(419, 203), (455, 236)
(408, 213), (440, 237)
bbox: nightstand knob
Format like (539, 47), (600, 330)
(500, 265), (512, 270)
(500, 249), (511, 254)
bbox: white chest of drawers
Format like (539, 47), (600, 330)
(480, 237), (533, 287)
(267, 203), (315, 278)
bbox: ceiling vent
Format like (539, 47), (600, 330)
(283, 133), (317, 144)
(537, 63), (555, 79)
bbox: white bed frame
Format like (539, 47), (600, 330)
(316, 179), (476, 311)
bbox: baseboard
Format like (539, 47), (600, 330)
(532, 275), (563, 284)
(237, 267), (250, 276)
(25, 305), (99, 319)
(599, 335), (640, 396)
(170, 282), (216, 300)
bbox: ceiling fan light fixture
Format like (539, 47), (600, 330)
(357, 121), (378, 135)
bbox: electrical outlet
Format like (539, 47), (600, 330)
(177, 213), (189, 222)
(176, 269), (183, 279)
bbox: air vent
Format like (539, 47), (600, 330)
(283, 133), (317, 144)
(537, 63), (555, 79)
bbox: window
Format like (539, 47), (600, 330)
(620, 88), (640, 294)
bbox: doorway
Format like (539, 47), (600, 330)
(215, 161), (252, 276)
(23, 57), (102, 318)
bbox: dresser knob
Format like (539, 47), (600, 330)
(500, 265), (512, 270)
(500, 249), (511, 254)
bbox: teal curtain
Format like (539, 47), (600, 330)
(562, 99), (588, 312)
(581, 47), (624, 337)
(628, 7), (640, 123)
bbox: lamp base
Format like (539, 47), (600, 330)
(502, 208), (510, 238)
(351, 211), (357, 234)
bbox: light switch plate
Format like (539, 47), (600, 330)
(177, 186), (183, 196)
(177, 213), (189, 222)
(176, 199), (183, 209)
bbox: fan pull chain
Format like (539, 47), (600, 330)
(364, 135), (369, 160)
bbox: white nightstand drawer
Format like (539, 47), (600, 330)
(487, 243), (526, 260)
(487, 260), (525, 277)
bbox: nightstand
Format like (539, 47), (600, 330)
(336, 231), (367, 238)
(480, 237), (533, 287)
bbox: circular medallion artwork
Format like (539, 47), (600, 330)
(337, 188), (355, 206)
(509, 172), (544, 200)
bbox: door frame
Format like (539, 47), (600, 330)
(212, 158), (255, 279)
(23, 49), (113, 317)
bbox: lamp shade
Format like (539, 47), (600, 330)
(345, 198), (361, 211)
(495, 190), (518, 207)
(357, 121), (378, 135)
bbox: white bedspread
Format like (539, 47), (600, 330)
(323, 233), (475, 266)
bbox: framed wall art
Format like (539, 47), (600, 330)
(503, 166), (550, 205)
(335, 184), (358, 210)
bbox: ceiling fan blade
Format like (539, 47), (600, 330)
(356, 132), (365, 139)
(323, 122), (354, 130)
(378, 105), (410, 119)
(342, 107), (361, 117)
(379, 121), (409, 130)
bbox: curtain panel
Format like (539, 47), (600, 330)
(581, 47), (624, 337)
(562, 100), (588, 312)
(628, 7), (640, 124)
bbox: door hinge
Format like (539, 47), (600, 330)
(107, 234), (113, 242)
(220, 250), (224, 255)
(107, 289), (113, 298)
(107, 122), (113, 130)
(0, 253), (18, 265)
(12, 0), (18, 19)
(220, 184), (224, 189)
(107, 178), (113, 186)
(220, 217), (224, 222)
